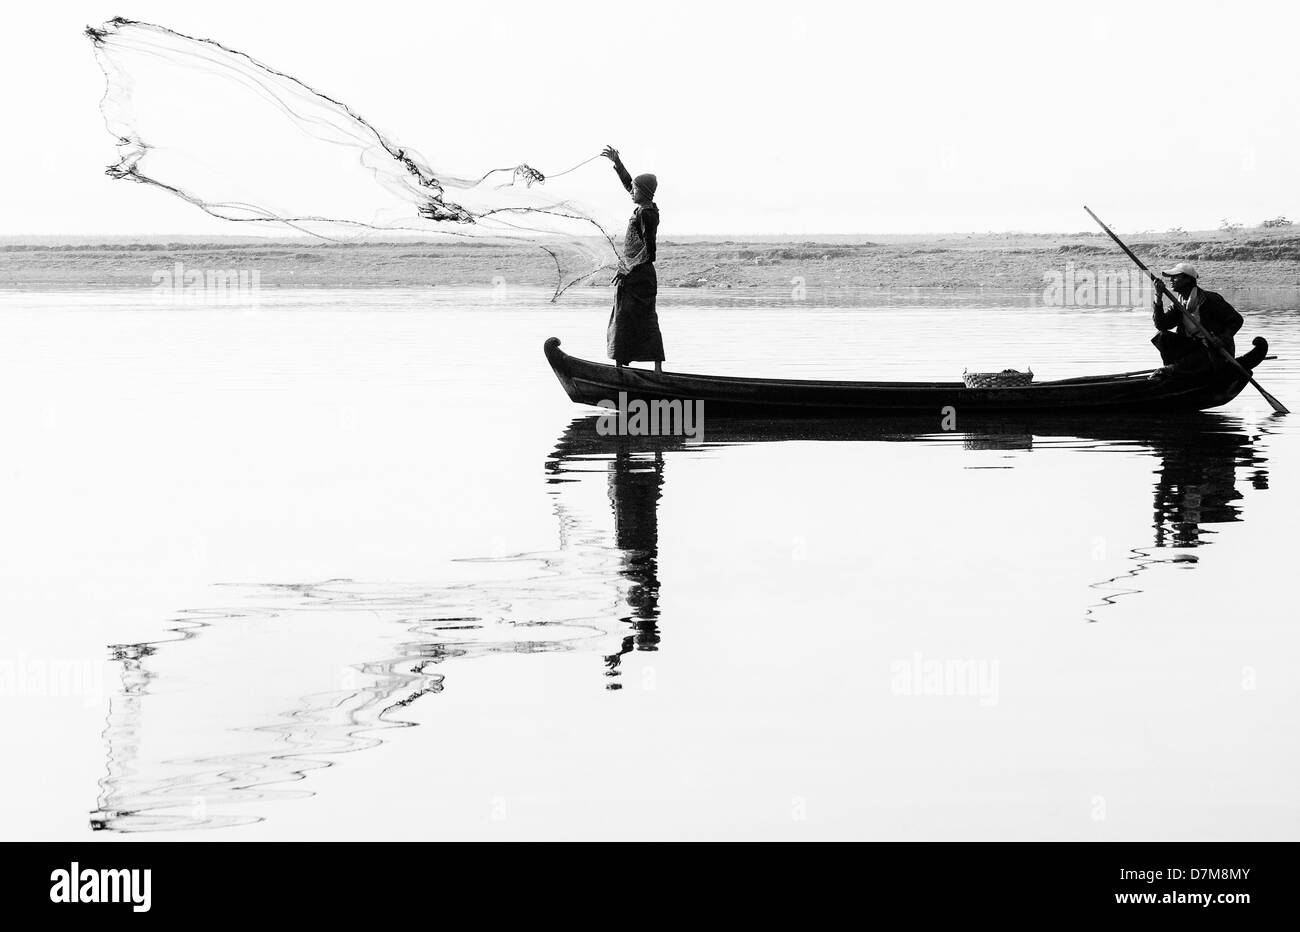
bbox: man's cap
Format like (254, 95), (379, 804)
(1160, 261), (1198, 279)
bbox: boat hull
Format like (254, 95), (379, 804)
(544, 337), (1269, 417)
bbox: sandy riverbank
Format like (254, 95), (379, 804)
(3, 230), (1299, 292)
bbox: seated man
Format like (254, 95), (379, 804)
(1151, 262), (1242, 374)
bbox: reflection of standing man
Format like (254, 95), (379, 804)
(603, 449), (664, 681)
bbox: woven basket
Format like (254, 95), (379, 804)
(962, 368), (1034, 388)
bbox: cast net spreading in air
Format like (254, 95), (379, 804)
(85, 17), (620, 299)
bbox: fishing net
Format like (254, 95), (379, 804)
(85, 17), (620, 299)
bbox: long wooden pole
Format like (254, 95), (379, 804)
(1083, 206), (1288, 414)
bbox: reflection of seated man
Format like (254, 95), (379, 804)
(1153, 434), (1246, 548)
(1150, 262), (1242, 376)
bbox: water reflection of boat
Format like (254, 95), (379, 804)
(548, 408), (1269, 466)
(545, 336), (1272, 415)
(549, 411), (1271, 619)
(91, 411), (1269, 831)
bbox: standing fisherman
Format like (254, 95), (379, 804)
(601, 145), (664, 372)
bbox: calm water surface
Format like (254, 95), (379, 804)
(2, 286), (1298, 839)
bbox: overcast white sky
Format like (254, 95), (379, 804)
(3, 0), (1297, 235)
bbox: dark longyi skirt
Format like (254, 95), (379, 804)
(607, 263), (664, 363)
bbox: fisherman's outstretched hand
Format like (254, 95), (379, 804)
(600, 145), (621, 163)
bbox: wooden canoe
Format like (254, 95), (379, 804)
(544, 336), (1270, 416)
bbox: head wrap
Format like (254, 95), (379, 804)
(633, 173), (658, 200)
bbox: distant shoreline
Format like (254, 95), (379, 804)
(3, 230), (1298, 292)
